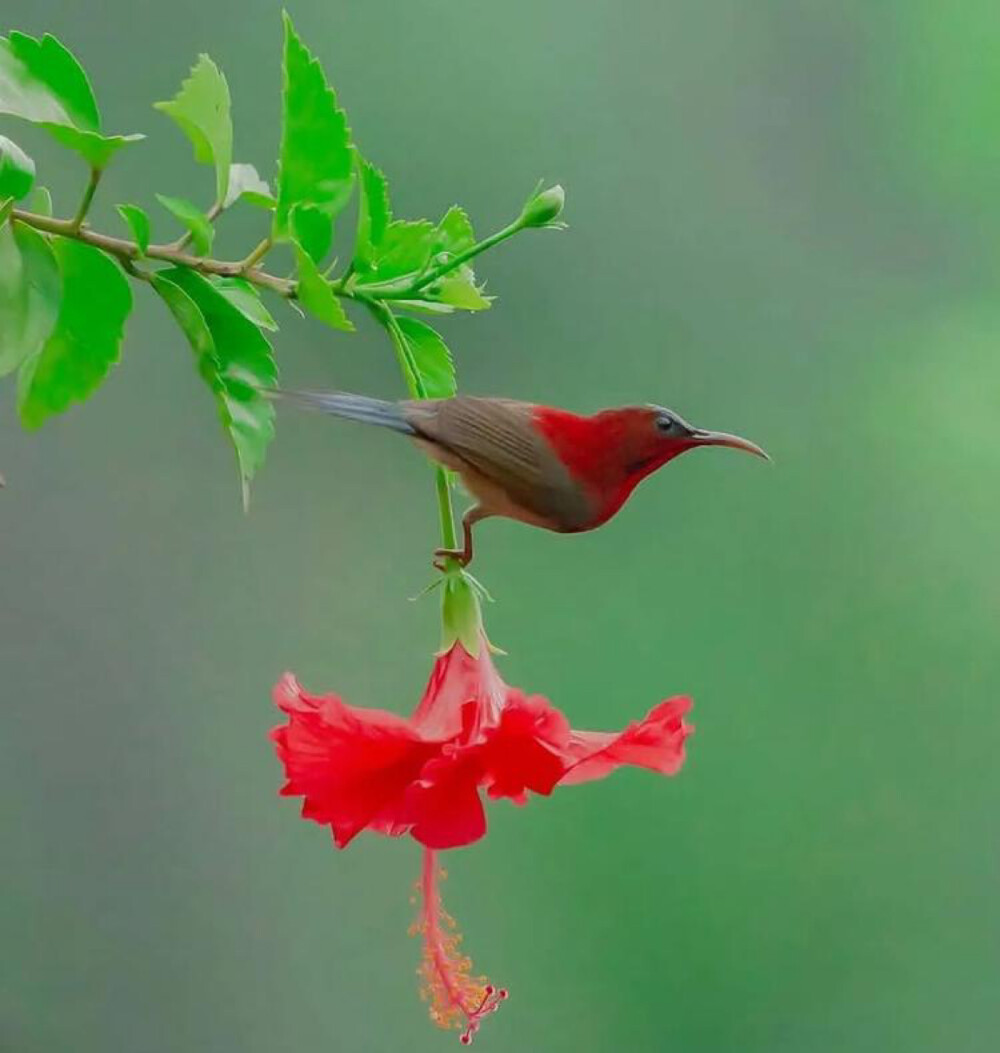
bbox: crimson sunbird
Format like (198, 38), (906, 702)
(272, 390), (768, 566)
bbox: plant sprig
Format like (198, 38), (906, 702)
(0, 15), (565, 522)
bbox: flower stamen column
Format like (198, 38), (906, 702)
(412, 848), (508, 1043)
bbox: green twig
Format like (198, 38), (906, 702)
(240, 235), (273, 273)
(408, 220), (522, 295)
(169, 199), (223, 252)
(348, 219), (525, 303)
(69, 168), (102, 232)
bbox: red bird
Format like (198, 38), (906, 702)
(274, 390), (768, 566)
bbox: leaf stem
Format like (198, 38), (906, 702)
(118, 255), (149, 282)
(240, 235), (273, 272)
(69, 168), (102, 233)
(169, 200), (223, 252)
(10, 208), (295, 298)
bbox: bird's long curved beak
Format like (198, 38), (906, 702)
(690, 429), (770, 461)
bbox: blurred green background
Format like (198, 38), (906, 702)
(3, 1), (998, 1050)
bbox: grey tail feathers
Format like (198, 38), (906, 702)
(267, 388), (416, 435)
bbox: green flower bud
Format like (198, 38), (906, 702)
(518, 184), (565, 229)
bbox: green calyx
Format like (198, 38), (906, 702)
(439, 570), (485, 655)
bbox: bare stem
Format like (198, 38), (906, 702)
(11, 208), (295, 298)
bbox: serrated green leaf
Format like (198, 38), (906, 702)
(374, 306), (455, 398)
(396, 316), (455, 400)
(0, 136), (35, 200)
(154, 55), (232, 204)
(273, 13), (354, 240)
(0, 32), (143, 169)
(0, 32), (99, 129)
(116, 203), (150, 256)
(211, 276), (278, 331)
(368, 219), (436, 282)
(154, 267), (276, 507)
(434, 271), (492, 311)
(293, 242), (353, 332)
(290, 203), (332, 264)
(393, 206), (488, 312)
(0, 222), (60, 376)
(435, 205), (475, 256)
(155, 194), (214, 255)
(224, 163), (274, 210)
(152, 273), (214, 362)
(17, 238), (130, 427)
(26, 185), (52, 216)
(357, 203), (479, 292)
(354, 155), (390, 270)
(44, 126), (143, 169)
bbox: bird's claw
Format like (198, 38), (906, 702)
(433, 547), (470, 572)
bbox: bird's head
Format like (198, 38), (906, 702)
(532, 401), (769, 528)
(615, 405), (769, 479)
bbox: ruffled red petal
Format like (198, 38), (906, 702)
(405, 749), (487, 849)
(403, 694), (571, 847)
(558, 696), (694, 786)
(479, 692), (570, 801)
(272, 647), (695, 850)
(271, 674), (438, 848)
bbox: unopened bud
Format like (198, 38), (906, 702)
(518, 184), (565, 228)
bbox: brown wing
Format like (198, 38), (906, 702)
(401, 397), (594, 531)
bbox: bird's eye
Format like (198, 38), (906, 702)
(656, 415), (674, 433)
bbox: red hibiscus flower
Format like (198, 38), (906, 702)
(271, 635), (692, 1042)
(271, 636), (692, 851)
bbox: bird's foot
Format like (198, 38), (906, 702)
(433, 546), (471, 572)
